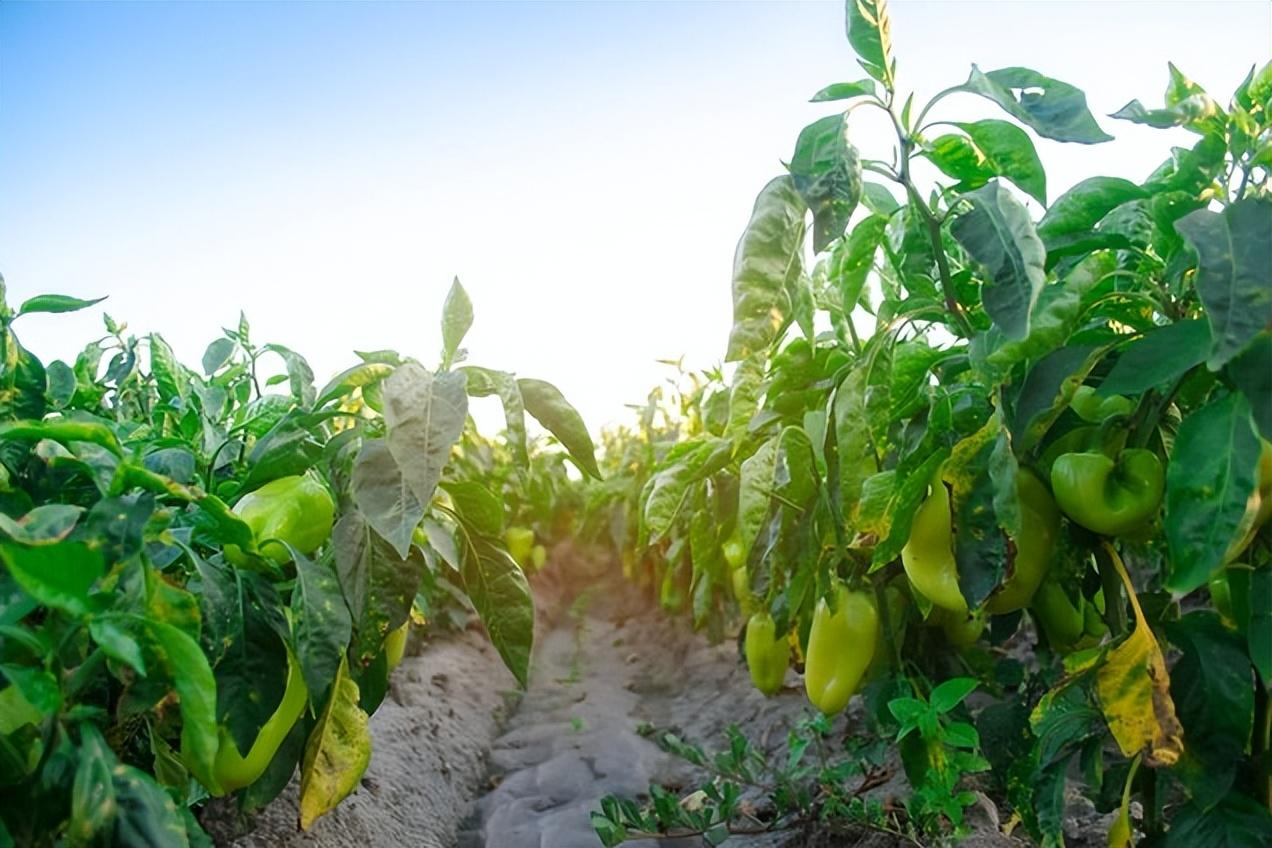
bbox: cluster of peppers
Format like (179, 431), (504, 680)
(735, 384), (1272, 713)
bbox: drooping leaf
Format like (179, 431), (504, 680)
(460, 366), (529, 469)
(352, 439), (424, 558)
(298, 657), (371, 830)
(292, 549), (354, 708)
(332, 510), (423, 666)
(1175, 198), (1272, 370)
(459, 537), (534, 688)
(830, 216), (887, 317)
(518, 377), (600, 479)
(789, 114), (863, 253)
(1166, 612), (1254, 810)
(726, 176), (807, 362)
(963, 65), (1113, 144)
(951, 181), (1046, 340)
(1094, 546), (1184, 767)
(1165, 394), (1262, 594)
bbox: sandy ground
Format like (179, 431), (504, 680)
(211, 547), (1111, 847)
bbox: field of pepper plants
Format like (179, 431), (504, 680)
(2, 1), (1271, 846)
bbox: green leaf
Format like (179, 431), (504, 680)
(263, 343), (316, 407)
(1, 541), (103, 617)
(1163, 793), (1272, 848)
(861, 182), (900, 216)
(931, 677), (978, 714)
(1165, 394), (1262, 594)
(200, 338), (235, 376)
(352, 439), (424, 558)
(726, 176), (807, 362)
(963, 66), (1113, 144)
(1247, 568), (1272, 682)
(440, 480), (504, 538)
(1099, 319), (1211, 397)
(333, 510), (422, 667)
(382, 364), (469, 506)
(298, 657), (371, 830)
(440, 277), (473, 368)
(1165, 613), (1254, 810)
(809, 79), (876, 102)
(17, 294), (106, 317)
(460, 366), (529, 469)
(0, 504), (83, 546)
(70, 725), (117, 843)
(314, 361), (394, 407)
(951, 181), (1046, 340)
(953, 120), (1046, 205)
(789, 114), (863, 253)
(292, 549), (353, 708)
(829, 216), (887, 318)
(1037, 177), (1148, 243)
(1175, 198), (1272, 370)
(1227, 332), (1272, 439)
(517, 377), (600, 479)
(738, 434), (777, 541)
(460, 537), (534, 688)
(843, 0), (894, 88)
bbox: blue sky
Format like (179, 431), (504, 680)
(2, 1), (1269, 430)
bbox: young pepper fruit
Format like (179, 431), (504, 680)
(744, 612), (789, 696)
(1069, 385), (1135, 423)
(226, 473), (335, 565)
(804, 583), (878, 715)
(212, 646), (308, 794)
(1050, 449), (1164, 536)
(900, 472), (967, 615)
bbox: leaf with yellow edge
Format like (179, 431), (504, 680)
(1094, 542), (1183, 768)
(299, 656), (371, 830)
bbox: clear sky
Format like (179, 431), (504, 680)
(2, 1), (1269, 432)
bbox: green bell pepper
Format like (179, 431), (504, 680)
(1069, 385), (1135, 423)
(226, 473), (335, 565)
(1050, 449), (1164, 536)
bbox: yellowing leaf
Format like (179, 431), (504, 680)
(1095, 543), (1183, 767)
(299, 657), (371, 830)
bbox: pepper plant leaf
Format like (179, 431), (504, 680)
(299, 656), (371, 830)
(1094, 545), (1184, 767)
(789, 114), (863, 253)
(459, 536), (534, 688)
(951, 181), (1046, 341)
(726, 176), (806, 362)
(382, 363), (469, 507)
(1164, 393), (1262, 594)
(962, 65), (1113, 144)
(1175, 197), (1272, 370)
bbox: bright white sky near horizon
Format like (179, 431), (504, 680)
(2, 1), (1269, 434)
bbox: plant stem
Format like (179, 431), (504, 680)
(1093, 544), (1128, 636)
